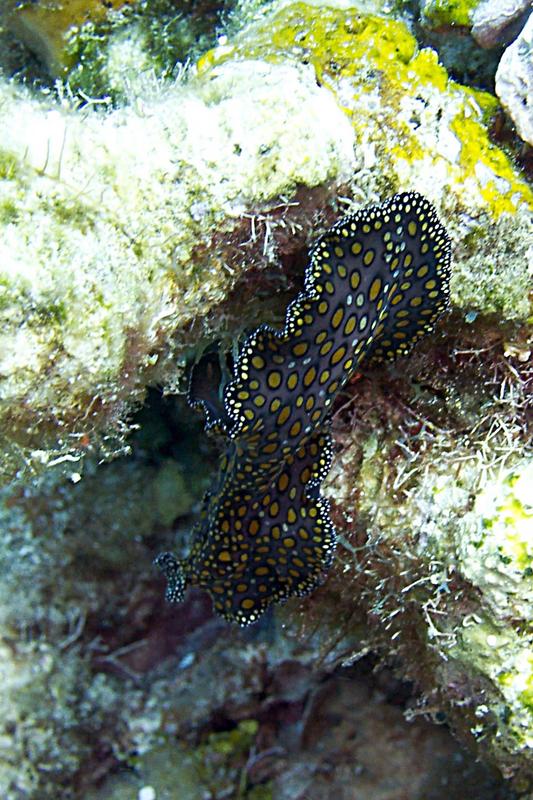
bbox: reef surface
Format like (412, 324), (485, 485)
(0, 0), (531, 797)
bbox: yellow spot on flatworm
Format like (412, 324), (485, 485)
(350, 271), (361, 290)
(303, 366), (317, 387)
(277, 406), (291, 426)
(331, 307), (344, 329)
(369, 277), (382, 301)
(363, 249), (375, 266)
(293, 342), (309, 357)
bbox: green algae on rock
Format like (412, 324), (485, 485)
(424, 462), (533, 759)
(199, 3), (532, 312)
(454, 464), (533, 621)
(419, 0), (482, 29)
(314, 361), (533, 784)
(1, 0), (135, 77)
(0, 56), (356, 478)
(0, 0), (234, 98)
(454, 616), (533, 755)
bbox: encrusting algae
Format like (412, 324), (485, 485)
(200, 2), (532, 219)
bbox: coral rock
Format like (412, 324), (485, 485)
(0, 57), (355, 477)
(471, 0), (532, 47)
(495, 12), (533, 144)
(0, 0), (531, 480)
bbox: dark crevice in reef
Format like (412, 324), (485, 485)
(129, 387), (218, 469)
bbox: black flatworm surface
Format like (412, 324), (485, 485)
(156, 191), (451, 625)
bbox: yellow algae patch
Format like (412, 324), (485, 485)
(421, 0), (481, 28)
(449, 108), (532, 214)
(199, 4), (417, 87)
(198, 2), (532, 219)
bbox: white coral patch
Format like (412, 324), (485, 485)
(176, 60), (356, 209)
(0, 60), (355, 447)
(455, 463), (533, 621)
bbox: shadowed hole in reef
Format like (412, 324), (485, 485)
(130, 386), (217, 469)
(73, 385), (222, 676)
(128, 386), (220, 539)
(292, 657), (520, 800)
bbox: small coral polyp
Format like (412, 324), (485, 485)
(156, 192), (451, 625)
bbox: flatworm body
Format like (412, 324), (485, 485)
(156, 192), (451, 625)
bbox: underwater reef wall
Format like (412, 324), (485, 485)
(0, 55), (356, 478)
(0, 0), (531, 797)
(0, 0), (531, 478)
(316, 397), (533, 785)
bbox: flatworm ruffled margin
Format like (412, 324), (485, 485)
(156, 191), (451, 625)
